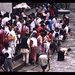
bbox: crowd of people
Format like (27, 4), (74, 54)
(0, 3), (72, 72)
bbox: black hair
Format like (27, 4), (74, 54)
(68, 48), (71, 51)
(50, 30), (54, 33)
(4, 12), (9, 17)
(68, 28), (71, 33)
(6, 22), (9, 26)
(60, 30), (63, 35)
(60, 20), (62, 23)
(45, 21), (50, 25)
(4, 43), (9, 47)
(62, 24), (66, 29)
(33, 28), (36, 31)
(40, 29), (47, 37)
(40, 20), (44, 24)
(49, 15), (53, 20)
(41, 24), (45, 28)
(25, 22), (29, 26)
(55, 27), (59, 32)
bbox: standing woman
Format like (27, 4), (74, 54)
(49, 4), (55, 17)
(30, 33), (37, 65)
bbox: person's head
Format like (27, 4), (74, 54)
(55, 33), (59, 38)
(60, 30), (63, 35)
(49, 15), (53, 20)
(41, 24), (45, 28)
(50, 30), (54, 34)
(62, 24), (66, 29)
(60, 20), (62, 23)
(9, 26), (12, 31)
(25, 32), (29, 37)
(55, 14), (58, 20)
(35, 7), (38, 12)
(4, 43), (9, 49)
(6, 22), (10, 27)
(4, 12), (9, 17)
(55, 27), (59, 32)
(32, 33), (37, 38)
(40, 20), (44, 24)
(45, 21), (49, 25)
(67, 48), (71, 51)
(18, 17), (24, 23)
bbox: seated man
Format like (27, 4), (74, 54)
(60, 48), (71, 56)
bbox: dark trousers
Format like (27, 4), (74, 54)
(4, 58), (13, 72)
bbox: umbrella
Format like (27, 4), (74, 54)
(13, 3), (31, 9)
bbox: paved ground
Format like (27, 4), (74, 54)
(18, 9), (75, 72)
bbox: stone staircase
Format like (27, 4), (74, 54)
(0, 53), (26, 72)
(69, 3), (75, 12)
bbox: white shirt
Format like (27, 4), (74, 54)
(17, 21), (22, 33)
(55, 22), (60, 28)
(1, 17), (10, 27)
(35, 18), (42, 25)
(30, 21), (35, 32)
(4, 26), (9, 34)
(39, 54), (48, 66)
(2, 47), (14, 58)
(52, 18), (57, 30)
(64, 25), (69, 34)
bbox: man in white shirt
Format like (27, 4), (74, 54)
(30, 20), (35, 32)
(16, 17), (23, 33)
(2, 43), (14, 72)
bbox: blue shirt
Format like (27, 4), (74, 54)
(40, 7), (47, 11)
(48, 19), (52, 31)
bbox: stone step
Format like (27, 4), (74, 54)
(13, 58), (25, 72)
(14, 53), (22, 61)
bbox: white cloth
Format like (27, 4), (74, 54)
(39, 54), (48, 66)
(2, 47), (14, 58)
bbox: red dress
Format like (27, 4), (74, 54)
(30, 40), (37, 61)
(50, 7), (54, 17)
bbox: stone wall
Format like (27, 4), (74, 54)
(0, 3), (12, 13)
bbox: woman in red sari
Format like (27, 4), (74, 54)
(30, 33), (37, 65)
(49, 4), (55, 17)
